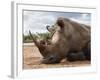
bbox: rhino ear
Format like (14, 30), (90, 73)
(57, 19), (64, 28)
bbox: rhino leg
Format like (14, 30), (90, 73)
(67, 42), (90, 61)
(83, 47), (91, 60)
(67, 52), (86, 62)
(82, 42), (91, 60)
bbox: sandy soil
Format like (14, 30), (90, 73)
(23, 43), (90, 69)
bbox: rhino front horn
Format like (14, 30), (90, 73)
(29, 30), (37, 45)
(29, 30), (47, 57)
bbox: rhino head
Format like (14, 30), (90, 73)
(29, 30), (62, 64)
(29, 31), (46, 57)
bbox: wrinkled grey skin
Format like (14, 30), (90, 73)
(29, 17), (90, 64)
(46, 19), (91, 62)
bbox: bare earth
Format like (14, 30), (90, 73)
(23, 43), (90, 69)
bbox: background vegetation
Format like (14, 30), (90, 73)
(23, 32), (52, 43)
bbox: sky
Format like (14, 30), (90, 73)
(23, 10), (91, 35)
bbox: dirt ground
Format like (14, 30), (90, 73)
(23, 43), (90, 69)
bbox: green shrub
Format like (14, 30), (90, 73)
(23, 32), (52, 43)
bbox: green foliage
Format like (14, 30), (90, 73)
(36, 32), (52, 40)
(23, 32), (52, 43)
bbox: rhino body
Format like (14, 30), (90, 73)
(29, 17), (90, 64)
